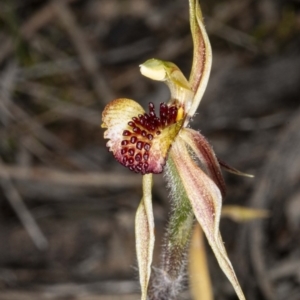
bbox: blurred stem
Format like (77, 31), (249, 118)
(189, 223), (213, 300)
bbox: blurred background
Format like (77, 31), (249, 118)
(0, 0), (300, 299)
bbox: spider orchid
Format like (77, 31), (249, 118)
(102, 1), (246, 299)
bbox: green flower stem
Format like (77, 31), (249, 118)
(148, 155), (194, 299)
(162, 155), (194, 279)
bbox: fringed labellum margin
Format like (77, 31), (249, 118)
(120, 102), (182, 174)
(102, 99), (184, 174)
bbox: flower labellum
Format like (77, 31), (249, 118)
(102, 98), (184, 174)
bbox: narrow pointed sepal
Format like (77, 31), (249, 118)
(218, 159), (254, 178)
(188, 0), (212, 120)
(135, 174), (155, 300)
(170, 138), (246, 300)
(180, 128), (226, 197)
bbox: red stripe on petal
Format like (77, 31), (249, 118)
(187, 0), (212, 119)
(180, 128), (226, 197)
(170, 138), (245, 300)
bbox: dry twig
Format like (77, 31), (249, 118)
(0, 0), (77, 63)
(0, 159), (48, 250)
(249, 107), (300, 300)
(0, 164), (141, 188)
(53, 1), (114, 105)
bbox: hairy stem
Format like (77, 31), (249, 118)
(148, 155), (194, 300)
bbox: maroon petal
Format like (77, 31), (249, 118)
(180, 128), (226, 197)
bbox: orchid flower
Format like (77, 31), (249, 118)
(102, 1), (246, 299)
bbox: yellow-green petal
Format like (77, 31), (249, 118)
(140, 59), (193, 111)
